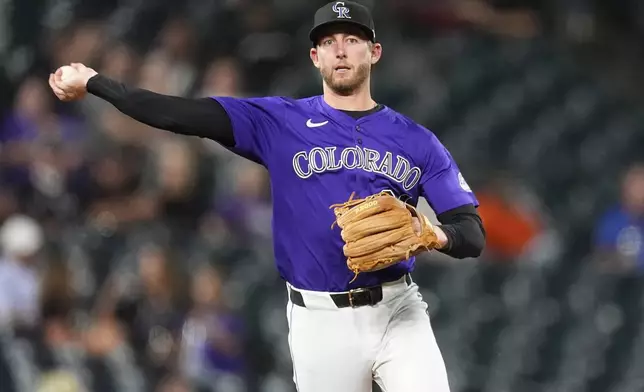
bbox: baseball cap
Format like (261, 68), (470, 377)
(309, 1), (376, 45)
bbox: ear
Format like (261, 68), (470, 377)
(370, 43), (382, 65)
(310, 47), (320, 69)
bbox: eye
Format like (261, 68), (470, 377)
(323, 39), (334, 46)
(347, 37), (359, 44)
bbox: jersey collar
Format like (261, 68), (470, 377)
(317, 95), (390, 126)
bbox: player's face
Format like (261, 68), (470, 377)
(310, 25), (382, 96)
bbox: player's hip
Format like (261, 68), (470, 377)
(285, 273), (417, 311)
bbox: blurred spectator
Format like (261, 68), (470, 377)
(72, 143), (156, 233)
(98, 43), (140, 82)
(0, 214), (44, 332)
(476, 172), (561, 265)
(58, 142), (157, 290)
(145, 138), (216, 248)
(236, 3), (293, 93)
(49, 21), (105, 70)
(111, 244), (188, 387)
(216, 160), (272, 242)
(35, 259), (93, 392)
(138, 54), (182, 96)
(145, 17), (198, 97)
(197, 57), (243, 99)
(592, 162), (644, 272)
(195, 210), (247, 274)
(0, 76), (86, 239)
(1, 75), (85, 188)
(180, 264), (247, 392)
(39, 257), (76, 340)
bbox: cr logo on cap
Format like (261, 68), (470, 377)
(332, 1), (351, 19)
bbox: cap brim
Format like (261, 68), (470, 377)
(309, 21), (375, 44)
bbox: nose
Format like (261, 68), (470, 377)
(335, 42), (347, 59)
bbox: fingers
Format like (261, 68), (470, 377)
(49, 64), (88, 102)
(48, 73), (65, 99)
(53, 68), (64, 84)
(49, 72), (74, 101)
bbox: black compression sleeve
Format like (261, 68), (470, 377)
(86, 74), (235, 147)
(435, 204), (486, 259)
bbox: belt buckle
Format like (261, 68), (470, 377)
(348, 287), (369, 308)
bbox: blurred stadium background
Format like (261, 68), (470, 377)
(1, 0), (644, 391)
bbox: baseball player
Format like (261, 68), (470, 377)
(48, 2), (485, 391)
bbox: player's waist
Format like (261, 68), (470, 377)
(286, 273), (413, 310)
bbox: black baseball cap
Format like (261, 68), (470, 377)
(309, 1), (376, 45)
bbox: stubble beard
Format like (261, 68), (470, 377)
(321, 63), (370, 96)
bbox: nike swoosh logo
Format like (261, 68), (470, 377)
(306, 119), (329, 128)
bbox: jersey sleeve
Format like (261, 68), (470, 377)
(210, 96), (286, 166)
(419, 131), (478, 215)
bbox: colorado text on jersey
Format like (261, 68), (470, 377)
(292, 145), (422, 191)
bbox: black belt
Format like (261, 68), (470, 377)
(289, 274), (412, 309)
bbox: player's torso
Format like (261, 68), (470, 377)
(270, 98), (423, 200)
(267, 97), (425, 291)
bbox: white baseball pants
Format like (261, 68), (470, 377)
(285, 275), (451, 392)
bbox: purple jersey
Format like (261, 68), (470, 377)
(212, 95), (478, 292)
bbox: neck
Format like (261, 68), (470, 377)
(323, 82), (377, 111)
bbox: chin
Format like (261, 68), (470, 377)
(330, 78), (360, 94)
(321, 67), (367, 96)
(330, 83), (358, 96)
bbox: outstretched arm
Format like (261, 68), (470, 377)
(49, 63), (235, 147)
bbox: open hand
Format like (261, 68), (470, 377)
(48, 63), (98, 102)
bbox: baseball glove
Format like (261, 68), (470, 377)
(330, 191), (440, 281)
